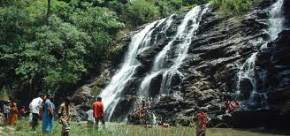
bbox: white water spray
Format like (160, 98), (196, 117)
(139, 5), (209, 96)
(269, 0), (285, 40)
(237, 0), (284, 109)
(100, 17), (174, 120)
(100, 21), (159, 120)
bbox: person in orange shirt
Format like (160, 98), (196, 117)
(92, 97), (105, 129)
(9, 100), (18, 125)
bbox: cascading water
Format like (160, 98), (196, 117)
(100, 17), (173, 121)
(100, 21), (158, 120)
(139, 5), (209, 97)
(237, 0), (285, 110)
(237, 53), (269, 109)
(100, 4), (210, 121)
(269, 0), (285, 40)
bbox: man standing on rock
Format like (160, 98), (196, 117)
(29, 94), (45, 130)
(196, 108), (208, 136)
(92, 96), (105, 129)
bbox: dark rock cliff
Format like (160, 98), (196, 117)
(151, 5), (271, 126)
(74, 0), (290, 128)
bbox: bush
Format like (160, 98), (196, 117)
(0, 0), (123, 94)
(183, 0), (208, 6)
(156, 0), (182, 17)
(126, 0), (160, 26)
(211, 0), (253, 15)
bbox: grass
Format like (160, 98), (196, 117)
(0, 119), (288, 136)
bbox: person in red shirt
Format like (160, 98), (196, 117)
(92, 96), (105, 129)
(225, 99), (240, 114)
(196, 108), (208, 136)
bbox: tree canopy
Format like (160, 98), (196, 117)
(0, 0), (256, 99)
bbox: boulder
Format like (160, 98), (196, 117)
(148, 73), (163, 97)
(238, 78), (254, 99)
(137, 47), (158, 66)
(122, 78), (141, 95)
(71, 86), (92, 105)
(110, 97), (135, 121)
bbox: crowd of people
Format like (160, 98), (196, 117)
(0, 99), (22, 126)
(0, 93), (241, 136)
(126, 97), (240, 136)
(0, 94), (105, 136)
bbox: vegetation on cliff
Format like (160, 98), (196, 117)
(0, 0), (259, 98)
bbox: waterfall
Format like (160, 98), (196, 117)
(100, 17), (174, 121)
(139, 5), (209, 97)
(100, 21), (159, 120)
(269, 0), (285, 40)
(100, 4), (210, 121)
(237, 0), (284, 110)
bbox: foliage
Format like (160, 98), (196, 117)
(0, 0), (123, 95)
(183, 0), (208, 5)
(155, 0), (182, 17)
(125, 0), (160, 26)
(0, 0), (258, 99)
(211, 0), (253, 15)
(0, 86), (10, 100)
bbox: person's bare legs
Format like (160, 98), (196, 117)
(101, 117), (105, 129)
(94, 118), (99, 130)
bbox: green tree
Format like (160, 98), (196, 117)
(0, 0), (123, 96)
(126, 0), (160, 26)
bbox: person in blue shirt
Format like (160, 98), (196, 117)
(42, 95), (55, 134)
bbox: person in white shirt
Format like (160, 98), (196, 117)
(29, 94), (46, 130)
(3, 101), (10, 124)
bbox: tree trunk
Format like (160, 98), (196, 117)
(47, 0), (51, 24)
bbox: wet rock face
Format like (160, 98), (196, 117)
(167, 5), (270, 123)
(256, 30), (290, 112)
(152, 0), (290, 127)
(283, 0), (290, 27)
(110, 97), (136, 121)
(148, 74), (163, 97)
(239, 78), (254, 99)
(73, 0), (290, 127)
(152, 1), (290, 126)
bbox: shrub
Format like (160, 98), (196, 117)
(126, 0), (160, 26)
(156, 0), (182, 17)
(211, 0), (253, 15)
